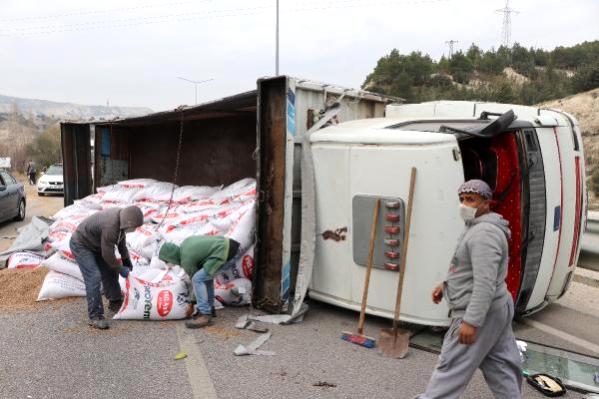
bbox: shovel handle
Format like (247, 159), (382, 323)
(358, 198), (380, 335)
(392, 167), (417, 333)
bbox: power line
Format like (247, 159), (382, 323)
(445, 40), (458, 59)
(0, 0), (455, 37)
(0, 6), (273, 36)
(496, 0), (518, 48)
(0, 0), (223, 23)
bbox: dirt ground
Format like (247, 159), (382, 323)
(0, 174), (63, 253)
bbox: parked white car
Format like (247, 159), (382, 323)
(37, 164), (64, 196)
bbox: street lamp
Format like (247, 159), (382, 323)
(275, 0), (279, 75)
(177, 77), (214, 105)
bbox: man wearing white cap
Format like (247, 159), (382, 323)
(415, 179), (522, 399)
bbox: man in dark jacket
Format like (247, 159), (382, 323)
(70, 206), (144, 329)
(415, 179), (522, 399)
(159, 235), (240, 329)
(26, 160), (36, 185)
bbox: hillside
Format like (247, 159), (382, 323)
(363, 40), (599, 105)
(539, 88), (599, 209)
(0, 94), (152, 121)
(0, 94), (152, 171)
(539, 88), (599, 136)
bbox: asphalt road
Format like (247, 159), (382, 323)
(0, 297), (592, 399)
(0, 186), (597, 398)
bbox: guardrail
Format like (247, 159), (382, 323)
(579, 211), (599, 272)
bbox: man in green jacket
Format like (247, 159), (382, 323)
(159, 236), (240, 328)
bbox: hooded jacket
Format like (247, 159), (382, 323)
(443, 212), (512, 327)
(159, 235), (230, 278)
(71, 206), (144, 271)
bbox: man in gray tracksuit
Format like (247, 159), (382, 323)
(416, 179), (522, 399)
(70, 206), (144, 330)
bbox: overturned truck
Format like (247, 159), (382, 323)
(61, 76), (587, 326)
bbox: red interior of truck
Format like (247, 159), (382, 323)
(460, 133), (523, 300)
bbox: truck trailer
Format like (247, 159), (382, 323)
(61, 76), (587, 326)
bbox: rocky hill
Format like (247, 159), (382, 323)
(539, 88), (599, 209)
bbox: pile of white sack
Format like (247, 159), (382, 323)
(8, 177), (257, 320)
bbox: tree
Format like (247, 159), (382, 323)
(25, 123), (62, 170)
(479, 50), (505, 75)
(449, 51), (474, 84)
(467, 44), (483, 69)
(7, 102), (36, 171)
(362, 40), (597, 105)
(573, 62), (599, 92)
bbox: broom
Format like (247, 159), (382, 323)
(341, 198), (381, 348)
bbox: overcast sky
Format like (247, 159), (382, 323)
(0, 0), (597, 111)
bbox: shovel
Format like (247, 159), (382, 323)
(379, 167), (417, 359)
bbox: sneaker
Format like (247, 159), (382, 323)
(108, 299), (124, 313)
(185, 314), (213, 329)
(88, 316), (109, 330)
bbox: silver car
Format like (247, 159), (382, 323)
(0, 170), (26, 222)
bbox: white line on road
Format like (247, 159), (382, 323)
(176, 324), (218, 399)
(523, 318), (599, 354)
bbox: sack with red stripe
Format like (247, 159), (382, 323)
(114, 268), (193, 320)
(6, 252), (44, 269)
(214, 244), (255, 284)
(214, 278), (252, 306)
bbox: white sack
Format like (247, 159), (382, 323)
(215, 244), (255, 284)
(117, 178), (157, 189)
(226, 203), (256, 249)
(6, 252), (44, 269)
(215, 278), (252, 306)
(37, 270), (86, 301)
(41, 252), (84, 281)
(114, 268), (192, 320)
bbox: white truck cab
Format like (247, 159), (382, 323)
(309, 101), (587, 326)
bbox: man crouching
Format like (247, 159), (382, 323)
(415, 179), (522, 399)
(159, 235), (241, 329)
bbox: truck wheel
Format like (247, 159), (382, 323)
(15, 200), (26, 221)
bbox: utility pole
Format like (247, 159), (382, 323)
(445, 40), (458, 59)
(177, 77), (214, 105)
(496, 0), (518, 48)
(275, 0), (280, 75)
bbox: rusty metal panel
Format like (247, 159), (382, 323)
(128, 116), (256, 187)
(61, 123), (92, 206)
(254, 76), (287, 313)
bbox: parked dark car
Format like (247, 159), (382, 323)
(0, 170), (26, 223)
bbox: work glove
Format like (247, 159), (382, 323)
(122, 257), (134, 271)
(119, 266), (130, 279)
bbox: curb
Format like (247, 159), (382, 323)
(573, 267), (599, 289)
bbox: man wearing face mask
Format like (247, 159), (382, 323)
(70, 206), (144, 329)
(415, 179), (522, 399)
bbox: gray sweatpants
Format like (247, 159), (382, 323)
(416, 300), (522, 399)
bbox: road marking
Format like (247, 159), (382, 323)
(523, 318), (599, 354)
(176, 324), (218, 399)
